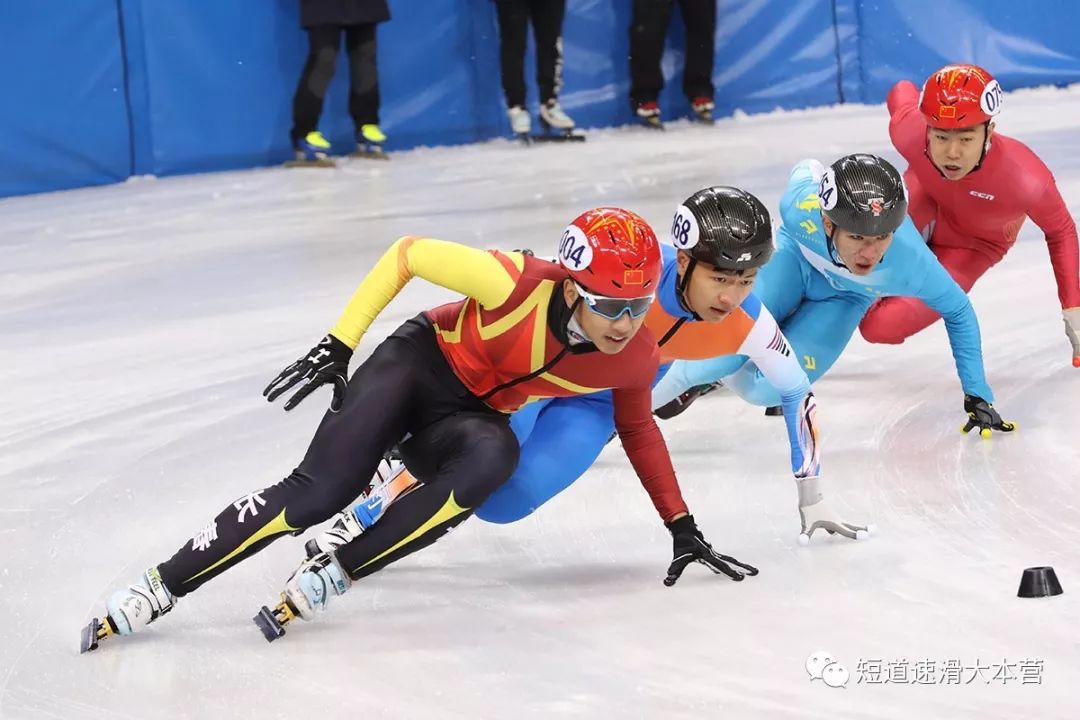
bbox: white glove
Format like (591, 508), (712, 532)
(796, 477), (875, 545)
(1064, 307), (1080, 367)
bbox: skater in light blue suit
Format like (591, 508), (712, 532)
(653, 155), (1014, 437)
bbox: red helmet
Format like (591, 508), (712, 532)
(919, 63), (1003, 129)
(557, 207), (661, 298)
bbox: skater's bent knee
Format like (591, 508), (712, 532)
(859, 322), (907, 345)
(474, 488), (538, 524)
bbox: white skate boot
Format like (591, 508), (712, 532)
(538, 100), (583, 142)
(82, 566), (176, 652)
(106, 566), (176, 635)
(285, 551), (352, 620)
(508, 105), (531, 139)
(539, 99), (575, 133)
(253, 550), (353, 642)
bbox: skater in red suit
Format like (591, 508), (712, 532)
(859, 63), (1080, 367)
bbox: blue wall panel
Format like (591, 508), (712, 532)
(4, 0), (1080, 197)
(854, 0), (1080, 102)
(0, 2), (131, 196)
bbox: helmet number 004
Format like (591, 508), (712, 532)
(559, 226), (593, 271)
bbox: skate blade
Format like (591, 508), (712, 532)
(80, 616), (115, 654)
(283, 157), (336, 168)
(254, 606), (286, 642)
(530, 133), (586, 143)
(349, 150), (389, 161)
(254, 594), (298, 643)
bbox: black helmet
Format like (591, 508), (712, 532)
(819, 154), (907, 236)
(671, 186), (774, 271)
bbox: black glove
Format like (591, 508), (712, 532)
(962, 394), (1016, 437)
(263, 334), (352, 412)
(663, 515), (758, 586)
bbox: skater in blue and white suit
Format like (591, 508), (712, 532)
(653, 154), (1014, 437)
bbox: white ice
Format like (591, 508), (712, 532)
(3, 88), (1080, 719)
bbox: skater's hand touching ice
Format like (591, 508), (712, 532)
(961, 394), (1015, 438)
(795, 475), (873, 544)
(1064, 307), (1080, 368)
(663, 515), (758, 586)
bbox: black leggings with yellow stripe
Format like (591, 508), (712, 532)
(157, 316), (519, 597)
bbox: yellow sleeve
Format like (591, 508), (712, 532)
(329, 236), (524, 348)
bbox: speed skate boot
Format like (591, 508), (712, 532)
(508, 105), (531, 141)
(538, 99), (583, 140)
(691, 96), (716, 125)
(287, 131), (335, 167)
(635, 101), (663, 130)
(254, 551), (351, 642)
(654, 382), (722, 420)
(81, 566), (176, 652)
(354, 123), (388, 159)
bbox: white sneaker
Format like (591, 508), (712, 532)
(284, 552), (352, 621)
(105, 567), (176, 635)
(539, 100), (575, 130)
(507, 106), (531, 136)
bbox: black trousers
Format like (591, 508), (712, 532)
(494, 0), (566, 108)
(157, 316), (520, 596)
(629, 0), (716, 106)
(290, 24), (381, 144)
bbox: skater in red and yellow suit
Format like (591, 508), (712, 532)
(85, 207), (756, 651)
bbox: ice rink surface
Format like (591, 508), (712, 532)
(2, 87), (1079, 719)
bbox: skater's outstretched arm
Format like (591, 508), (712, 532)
(330, 237), (527, 347)
(265, 238), (531, 410)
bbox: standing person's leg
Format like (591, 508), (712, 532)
(494, 0), (531, 109)
(290, 26), (343, 145)
(678, 0), (716, 106)
(529, 0), (567, 105)
(344, 24), (380, 129)
(629, 0), (675, 109)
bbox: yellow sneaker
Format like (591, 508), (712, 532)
(359, 124), (386, 144)
(302, 131), (331, 150)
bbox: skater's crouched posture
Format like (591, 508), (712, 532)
(84, 207), (755, 651)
